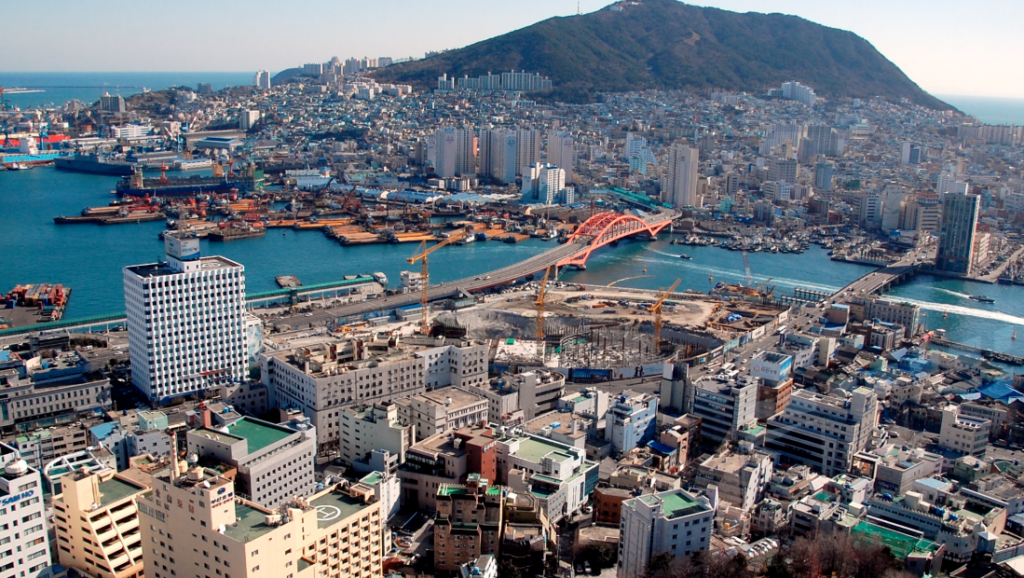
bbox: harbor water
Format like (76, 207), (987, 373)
(1, 167), (1022, 358)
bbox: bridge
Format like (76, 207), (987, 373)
(557, 211), (676, 269)
(830, 246), (927, 298)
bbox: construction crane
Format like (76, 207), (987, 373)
(742, 247), (752, 286)
(650, 279), (681, 351)
(406, 231), (466, 335)
(535, 265), (554, 358)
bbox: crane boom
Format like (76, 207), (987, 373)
(406, 231), (466, 334)
(649, 278), (681, 351)
(535, 266), (554, 358)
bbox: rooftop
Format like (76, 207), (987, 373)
(223, 502), (276, 543)
(126, 255), (241, 279)
(226, 418), (294, 453)
(634, 490), (710, 519)
(97, 476), (147, 507)
(511, 436), (577, 464)
(309, 490), (374, 529)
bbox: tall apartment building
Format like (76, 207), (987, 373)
(187, 413), (316, 509)
(516, 129), (541, 175)
(936, 191), (981, 275)
(124, 236), (248, 402)
(434, 475), (504, 571)
(100, 93), (127, 113)
(261, 335), (487, 453)
(803, 125), (844, 158)
(521, 162), (565, 204)
(54, 469), (149, 578)
(900, 194), (943, 232)
(254, 70), (270, 89)
(687, 375), (758, 446)
(765, 387), (878, 477)
(617, 489), (716, 578)
(547, 132), (574, 184)
(434, 127), (475, 178)
(238, 109), (261, 130)
(814, 161), (834, 192)
(338, 402), (413, 472)
(605, 391), (658, 454)
(938, 404), (991, 456)
(767, 158), (798, 184)
(138, 466), (384, 578)
(478, 129), (517, 184)
(666, 143), (698, 208)
(0, 443), (50, 578)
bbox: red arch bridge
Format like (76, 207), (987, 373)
(555, 210), (678, 269)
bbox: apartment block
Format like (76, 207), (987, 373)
(395, 387), (488, 442)
(938, 404), (991, 456)
(434, 475), (504, 571)
(688, 375), (758, 446)
(338, 402), (413, 473)
(694, 446), (774, 511)
(54, 469), (149, 578)
(618, 489), (717, 578)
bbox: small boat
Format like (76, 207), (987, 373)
(968, 295), (995, 304)
(680, 254), (692, 260)
(6, 162), (30, 171)
(943, 311), (948, 319)
(1013, 331), (1018, 340)
(373, 272), (388, 286)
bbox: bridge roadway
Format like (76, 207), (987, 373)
(828, 246), (929, 299)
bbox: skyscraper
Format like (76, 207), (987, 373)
(124, 235), (249, 402)
(434, 127), (475, 178)
(813, 161), (834, 192)
(254, 70), (271, 89)
(516, 128), (541, 175)
(936, 191), (980, 275)
(666, 143), (698, 208)
(0, 444), (50, 578)
(478, 129), (518, 184)
(522, 162), (565, 204)
(547, 132), (575, 184)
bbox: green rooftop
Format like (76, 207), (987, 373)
(655, 491), (710, 519)
(310, 490), (374, 529)
(97, 477), (146, 507)
(852, 521), (939, 559)
(512, 437), (575, 463)
(224, 503), (277, 543)
(360, 472), (382, 486)
(225, 418), (294, 453)
(438, 485), (469, 497)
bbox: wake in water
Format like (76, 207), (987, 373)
(898, 298), (1024, 325)
(638, 255), (843, 294)
(935, 288), (971, 299)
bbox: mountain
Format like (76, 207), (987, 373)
(372, 0), (948, 109)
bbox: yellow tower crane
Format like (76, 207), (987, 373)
(406, 232), (465, 335)
(535, 265), (554, 358)
(649, 278), (681, 351)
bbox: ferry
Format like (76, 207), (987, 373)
(372, 272), (388, 286)
(456, 233), (476, 245)
(968, 295), (995, 304)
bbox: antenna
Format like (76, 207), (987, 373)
(577, 1), (581, 15)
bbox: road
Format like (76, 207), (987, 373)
(833, 246), (929, 297)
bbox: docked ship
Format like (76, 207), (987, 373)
(54, 151), (136, 176)
(373, 272), (388, 286)
(1, 136), (69, 168)
(115, 164), (264, 198)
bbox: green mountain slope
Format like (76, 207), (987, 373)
(373, 0), (947, 109)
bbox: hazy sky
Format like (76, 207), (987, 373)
(6, 0), (1021, 98)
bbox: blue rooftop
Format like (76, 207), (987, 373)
(89, 422), (119, 440)
(647, 440), (677, 455)
(977, 381), (1024, 404)
(916, 477), (949, 490)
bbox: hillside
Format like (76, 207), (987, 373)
(372, 0), (947, 109)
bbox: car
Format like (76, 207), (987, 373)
(305, 313), (314, 317)
(584, 561), (593, 574)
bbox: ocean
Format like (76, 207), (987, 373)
(1, 167), (1022, 361)
(937, 94), (1024, 125)
(0, 72), (254, 109)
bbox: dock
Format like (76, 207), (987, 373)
(930, 337), (1024, 366)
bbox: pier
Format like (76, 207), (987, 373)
(930, 337), (1024, 366)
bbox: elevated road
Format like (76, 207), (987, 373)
(830, 246), (928, 299)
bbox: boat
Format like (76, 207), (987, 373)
(54, 152), (136, 176)
(115, 165), (264, 198)
(456, 234), (476, 245)
(5, 163), (30, 170)
(208, 225), (266, 241)
(373, 272), (388, 286)
(1014, 331), (1018, 340)
(968, 295), (995, 303)
(680, 254), (692, 260)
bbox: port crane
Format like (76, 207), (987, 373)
(535, 265), (555, 358)
(406, 231), (466, 335)
(650, 279), (681, 351)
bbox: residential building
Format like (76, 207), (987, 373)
(593, 486), (633, 525)
(814, 161), (834, 192)
(547, 132), (574, 184)
(521, 162), (565, 204)
(468, 370), (566, 425)
(605, 390), (658, 454)
(0, 444), (49, 578)
(790, 490), (841, 536)
(238, 109), (260, 130)
(187, 412), (316, 509)
(765, 387), (879, 476)
(497, 432), (598, 523)
(138, 466), (384, 578)
(458, 555), (497, 578)
(694, 446), (774, 511)
(100, 93), (127, 113)
(478, 129), (517, 184)
(666, 143), (698, 207)
(853, 445), (944, 494)
(936, 191), (981, 275)
(398, 425), (499, 510)
(938, 404), (991, 456)
(434, 127), (475, 178)
(254, 70), (270, 89)
(434, 475), (504, 571)
(516, 129), (541, 174)
(687, 375), (758, 446)
(768, 158), (798, 184)
(395, 387), (488, 442)
(339, 402), (413, 473)
(124, 235), (248, 402)
(617, 489), (717, 578)
(54, 469), (149, 578)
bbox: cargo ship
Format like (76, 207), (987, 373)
(208, 224), (266, 241)
(115, 165), (264, 198)
(54, 152), (136, 176)
(1, 136), (70, 168)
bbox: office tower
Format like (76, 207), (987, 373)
(900, 142), (912, 165)
(813, 161), (834, 192)
(521, 162), (565, 204)
(0, 444), (50, 578)
(767, 158), (798, 184)
(238, 109), (261, 130)
(860, 194), (884, 229)
(625, 132), (647, 160)
(900, 193), (942, 232)
(666, 143), (698, 208)
(478, 129), (517, 184)
(617, 489), (716, 578)
(138, 466), (384, 578)
(99, 93), (127, 113)
(765, 387), (878, 477)
(687, 376), (758, 445)
(55, 469), (149, 578)
(936, 191), (981, 275)
(434, 127), (475, 178)
(547, 132), (575, 184)
(254, 70), (271, 89)
(516, 128), (541, 175)
(124, 235), (248, 402)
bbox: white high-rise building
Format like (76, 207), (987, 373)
(479, 129), (518, 184)
(618, 488), (716, 578)
(238, 109), (261, 130)
(625, 133), (647, 160)
(434, 127), (475, 178)
(522, 162), (565, 204)
(254, 70), (271, 89)
(516, 128), (541, 175)
(0, 443), (50, 578)
(666, 143), (699, 208)
(547, 132), (575, 185)
(124, 235), (248, 402)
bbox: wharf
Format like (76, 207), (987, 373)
(930, 337), (1024, 366)
(99, 212), (166, 225)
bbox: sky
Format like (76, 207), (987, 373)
(5, 0), (1023, 99)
